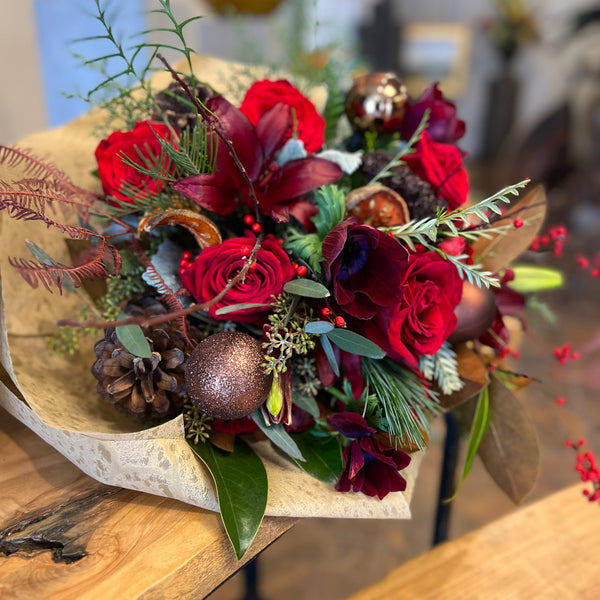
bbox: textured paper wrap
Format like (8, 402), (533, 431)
(0, 56), (422, 519)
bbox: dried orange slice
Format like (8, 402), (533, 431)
(345, 184), (410, 227)
(138, 209), (222, 248)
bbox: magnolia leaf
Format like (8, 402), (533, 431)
(325, 328), (386, 359)
(187, 438), (268, 560)
(26, 240), (76, 292)
(251, 410), (305, 461)
(508, 265), (564, 293)
(292, 431), (343, 485)
(305, 320), (335, 334)
(439, 344), (490, 410)
(215, 302), (272, 315)
(459, 375), (540, 504)
(115, 313), (153, 359)
(471, 185), (547, 273)
(319, 334), (340, 377)
(284, 279), (330, 298)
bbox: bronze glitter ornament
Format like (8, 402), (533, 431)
(345, 72), (408, 133)
(448, 282), (498, 344)
(185, 331), (273, 420)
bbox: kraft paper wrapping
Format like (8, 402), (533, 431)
(0, 56), (423, 518)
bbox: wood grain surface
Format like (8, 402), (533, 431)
(347, 483), (597, 600)
(0, 410), (295, 599)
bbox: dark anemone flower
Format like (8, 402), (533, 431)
(172, 96), (342, 222)
(327, 412), (411, 500)
(322, 221), (408, 319)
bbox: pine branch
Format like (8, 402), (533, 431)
(362, 357), (441, 450)
(385, 216), (439, 251)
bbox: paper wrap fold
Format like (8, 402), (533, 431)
(0, 56), (422, 519)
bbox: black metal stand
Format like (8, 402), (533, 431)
(432, 412), (461, 546)
(242, 558), (260, 600)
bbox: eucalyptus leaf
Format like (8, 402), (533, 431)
(251, 410), (305, 461)
(215, 302), (272, 315)
(25, 240), (76, 292)
(115, 313), (153, 358)
(325, 328), (385, 359)
(320, 334), (340, 376)
(284, 279), (330, 298)
(292, 432), (343, 485)
(187, 438), (268, 560)
(292, 392), (320, 419)
(305, 320), (334, 334)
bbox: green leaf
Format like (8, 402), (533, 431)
(283, 232), (323, 274)
(508, 265), (564, 293)
(25, 240), (76, 292)
(215, 302), (272, 316)
(319, 334), (339, 376)
(305, 320), (334, 334)
(325, 328), (386, 359)
(447, 385), (491, 502)
(292, 432), (343, 485)
(284, 279), (330, 299)
(115, 313), (153, 358)
(187, 438), (268, 560)
(251, 410), (305, 461)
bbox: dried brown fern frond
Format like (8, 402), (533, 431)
(8, 238), (122, 294)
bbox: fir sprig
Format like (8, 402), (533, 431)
(368, 110), (430, 185)
(419, 342), (464, 395)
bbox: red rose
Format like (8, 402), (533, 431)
(239, 79), (326, 153)
(403, 131), (468, 211)
(387, 250), (463, 367)
(180, 233), (295, 323)
(95, 120), (175, 204)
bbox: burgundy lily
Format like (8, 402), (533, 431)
(172, 96), (342, 222)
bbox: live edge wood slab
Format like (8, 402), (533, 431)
(0, 410), (296, 600)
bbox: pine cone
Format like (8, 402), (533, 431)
(151, 80), (215, 132)
(92, 297), (195, 420)
(360, 150), (448, 221)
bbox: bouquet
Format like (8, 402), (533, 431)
(0, 1), (555, 559)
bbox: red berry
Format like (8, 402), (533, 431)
(178, 266), (187, 275)
(321, 308), (331, 317)
(577, 256), (590, 269)
(243, 214), (255, 225)
(251, 222), (262, 233)
(295, 265), (308, 276)
(179, 258), (189, 267)
(334, 316), (346, 327)
(240, 245), (252, 256)
(513, 218), (524, 228)
(181, 250), (192, 261)
(249, 262), (258, 271)
(556, 397), (566, 405)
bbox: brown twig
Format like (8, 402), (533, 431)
(58, 234), (264, 331)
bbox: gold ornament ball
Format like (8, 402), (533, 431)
(448, 282), (498, 344)
(345, 72), (408, 133)
(185, 331), (273, 420)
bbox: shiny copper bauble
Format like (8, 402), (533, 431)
(185, 331), (272, 420)
(345, 72), (408, 133)
(448, 282), (497, 344)
(345, 184), (410, 227)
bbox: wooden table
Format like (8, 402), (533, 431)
(0, 411), (295, 599)
(347, 483), (598, 599)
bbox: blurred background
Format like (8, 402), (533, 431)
(2, 1), (599, 598)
